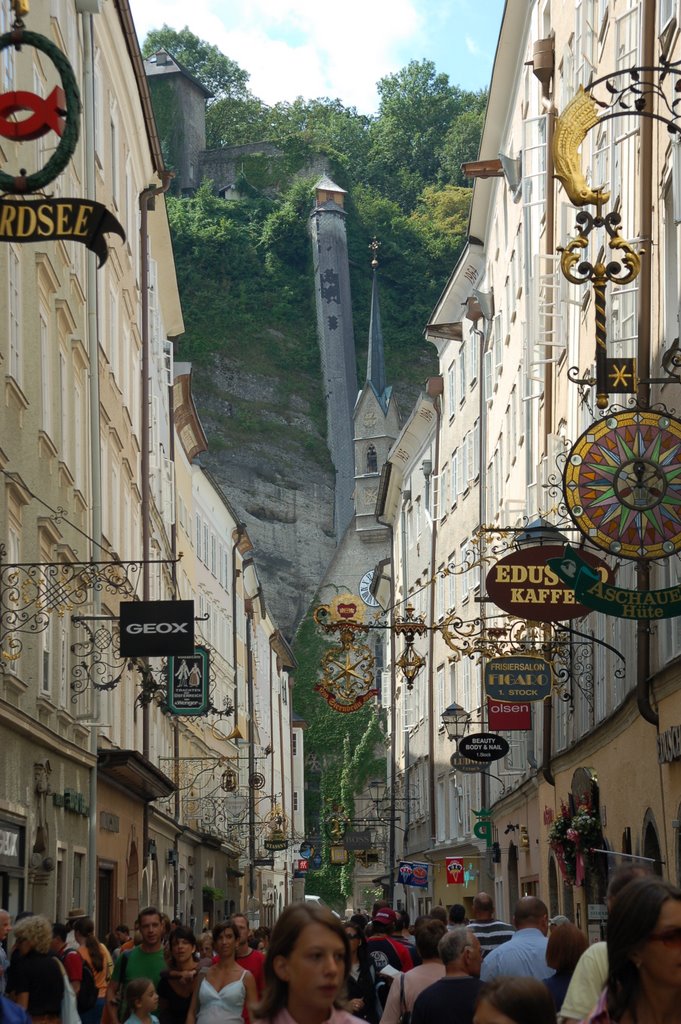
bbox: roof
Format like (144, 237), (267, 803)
(314, 175), (347, 194)
(144, 49), (214, 99)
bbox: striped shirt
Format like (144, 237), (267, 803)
(467, 919), (515, 957)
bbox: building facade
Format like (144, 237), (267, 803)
(379, 0), (681, 928)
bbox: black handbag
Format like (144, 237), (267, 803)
(398, 973), (411, 1024)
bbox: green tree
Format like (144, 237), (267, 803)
(438, 103), (487, 186)
(141, 25), (250, 100)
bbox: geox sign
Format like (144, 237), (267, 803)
(119, 600), (195, 657)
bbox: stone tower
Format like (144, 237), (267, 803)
(144, 50), (211, 195)
(309, 176), (358, 540)
(354, 249), (400, 540)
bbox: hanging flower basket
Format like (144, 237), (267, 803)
(548, 801), (602, 886)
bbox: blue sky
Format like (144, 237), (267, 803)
(129, 0), (505, 115)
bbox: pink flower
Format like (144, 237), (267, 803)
(566, 828), (579, 842)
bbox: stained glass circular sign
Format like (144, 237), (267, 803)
(564, 410), (681, 559)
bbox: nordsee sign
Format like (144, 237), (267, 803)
(119, 600), (195, 657)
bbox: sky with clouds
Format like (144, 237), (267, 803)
(128, 0), (505, 115)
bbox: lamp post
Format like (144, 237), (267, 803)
(441, 702), (472, 741)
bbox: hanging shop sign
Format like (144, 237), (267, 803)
(548, 547), (681, 621)
(446, 857), (465, 885)
(119, 600), (195, 657)
(449, 752), (484, 774)
(487, 699), (532, 731)
(485, 657), (552, 702)
(297, 859), (309, 872)
(563, 411), (681, 560)
(398, 861), (429, 888)
(167, 646), (210, 715)
(329, 845), (349, 865)
(0, 29), (124, 265)
(263, 834), (288, 852)
(458, 733), (510, 763)
(485, 546), (612, 621)
(606, 358), (637, 394)
(343, 830), (373, 851)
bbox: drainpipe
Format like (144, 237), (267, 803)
(246, 610), (256, 898)
(426, 390), (441, 858)
(635, 0), (658, 728)
(139, 174), (172, 871)
(532, 41), (557, 784)
(80, 6), (100, 922)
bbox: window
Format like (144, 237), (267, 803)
(447, 362), (457, 418)
(40, 307), (52, 435)
(437, 664), (446, 719)
(293, 792), (299, 812)
(195, 515), (202, 552)
(8, 246), (21, 383)
(110, 108), (119, 206)
(60, 352), (70, 464)
(459, 342), (467, 398)
(366, 445), (378, 473)
(451, 449), (460, 504)
(211, 535), (217, 576)
(72, 852), (85, 910)
(292, 733), (298, 756)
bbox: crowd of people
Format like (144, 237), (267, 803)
(0, 868), (679, 1024)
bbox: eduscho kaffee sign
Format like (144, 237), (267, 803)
(485, 545), (612, 622)
(119, 600), (195, 657)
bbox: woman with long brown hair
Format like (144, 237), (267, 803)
(253, 903), (365, 1024)
(186, 922), (257, 1024)
(74, 917), (114, 1024)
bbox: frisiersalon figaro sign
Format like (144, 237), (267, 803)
(119, 600), (195, 658)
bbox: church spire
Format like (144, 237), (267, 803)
(367, 238), (387, 406)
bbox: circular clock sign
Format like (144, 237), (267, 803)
(359, 569), (380, 607)
(564, 410), (681, 559)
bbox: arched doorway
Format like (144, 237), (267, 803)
(548, 856), (559, 918)
(508, 843), (519, 912)
(643, 813), (663, 876)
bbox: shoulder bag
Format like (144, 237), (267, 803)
(56, 958), (82, 1024)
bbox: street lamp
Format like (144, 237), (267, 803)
(368, 778), (386, 806)
(441, 702), (471, 741)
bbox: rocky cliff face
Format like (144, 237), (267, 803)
(192, 348), (337, 638)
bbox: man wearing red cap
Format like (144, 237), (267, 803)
(366, 908), (416, 997)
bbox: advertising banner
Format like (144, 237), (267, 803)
(398, 861), (429, 888)
(445, 857), (465, 885)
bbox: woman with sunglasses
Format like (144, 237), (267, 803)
(581, 876), (681, 1023)
(344, 924), (380, 1024)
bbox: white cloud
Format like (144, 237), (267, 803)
(465, 35), (482, 57)
(129, 0), (423, 114)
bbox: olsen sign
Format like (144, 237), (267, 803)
(486, 546), (612, 622)
(119, 600), (195, 657)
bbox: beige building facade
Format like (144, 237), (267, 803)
(380, 0), (681, 928)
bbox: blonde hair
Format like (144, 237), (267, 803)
(14, 914), (52, 954)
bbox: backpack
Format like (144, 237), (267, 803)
(76, 957), (98, 1014)
(58, 949), (98, 1014)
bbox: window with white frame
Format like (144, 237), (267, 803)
(110, 106), (119, 207)
(468, 327), (479, 386)
(436, 572), (445, 620)
(8, 246), (21, 383)
(447, 361), (457, 418)
(60, 351), (70, 465)
(451, 449), (460, 504)
(459, 342), (467, 398)
(437, 663), (446, 720)
(40, 306), (52, 436)
(460, 539), (470, 600)
(575, 0), (598, 88)
(447, 555), (456, 611)
(436, 778), (446, 843)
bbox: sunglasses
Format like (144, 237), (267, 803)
(648, 928), (681, 947)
